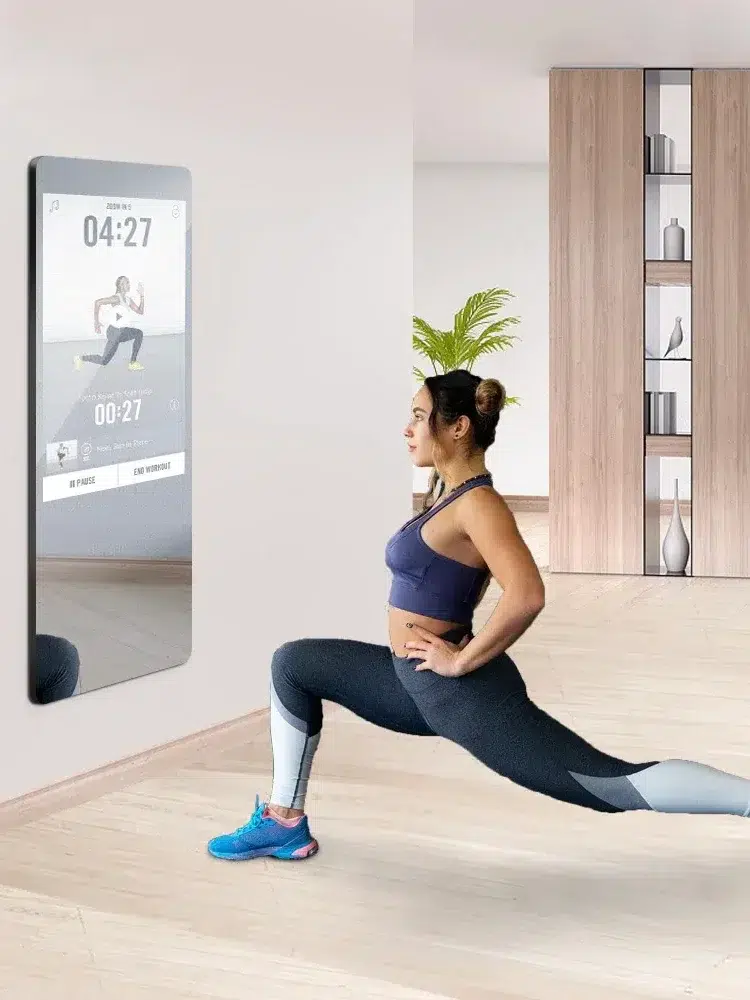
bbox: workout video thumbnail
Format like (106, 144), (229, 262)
(46, 439), (78, 469)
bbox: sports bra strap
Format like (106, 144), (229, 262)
(420, 473), (493, 524)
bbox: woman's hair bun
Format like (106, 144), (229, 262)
(475, 377), (506, 417)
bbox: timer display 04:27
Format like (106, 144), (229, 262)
(83, 215), (152, 248)
(94, 398), (142, 426)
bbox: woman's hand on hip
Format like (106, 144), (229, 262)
(404, 624), (471, 678)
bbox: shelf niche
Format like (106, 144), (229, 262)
(643, 68), (692, 579)
(645, 456), (692, 576)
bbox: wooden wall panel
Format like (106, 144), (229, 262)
(549, 69), (644, 574)
(692, 70), (750, 577)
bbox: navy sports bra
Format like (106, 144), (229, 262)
(385, 473), (492, 626)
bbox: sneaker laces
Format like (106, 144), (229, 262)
(234, 794), (267, 835)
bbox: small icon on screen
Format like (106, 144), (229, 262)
(49, 199), (59, 214)
(168, 398), (180, 411)
(172, 205), (180, 219)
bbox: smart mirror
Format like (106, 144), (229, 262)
(28, 156), (192, 703)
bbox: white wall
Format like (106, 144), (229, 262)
(413, 163), (549, 496)
(0, 0), (412, 803)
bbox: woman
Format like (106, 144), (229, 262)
(74, 276), (146, 371)
(207, 369), (750, 861)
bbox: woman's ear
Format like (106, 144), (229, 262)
(454, 415), (471, 440)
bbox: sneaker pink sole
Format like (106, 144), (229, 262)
(289, 839), (319, 859)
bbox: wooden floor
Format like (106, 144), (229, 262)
(37, 559), (191, 695)
(4, 512), (750, 998)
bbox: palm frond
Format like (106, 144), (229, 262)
(413, 316), (438, 340)
(413, 317), (452, 373)
(479, 317), (521, 335)
(457, 334), (517, 369)
(412, 287), (522, 401)
(454, 288), (516, 336)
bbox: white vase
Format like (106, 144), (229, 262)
(662, 478), (690, 575)
(663, 217), (685, 261)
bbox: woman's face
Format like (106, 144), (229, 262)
(404, 386), (439, 468)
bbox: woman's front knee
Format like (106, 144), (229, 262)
(271, 638), (315, 684)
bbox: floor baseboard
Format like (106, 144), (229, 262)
(37, 556), (192, 583)
(412, 494), (692, 517)
(0, 708), (269, 830)
(413, 493), (549, 513)
(503, 495), (550, 513)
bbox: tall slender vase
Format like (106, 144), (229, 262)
(662, 478), (690, 575)
(663, 217), (685, 260)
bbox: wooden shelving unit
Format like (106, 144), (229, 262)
(550, 66), (750, 579)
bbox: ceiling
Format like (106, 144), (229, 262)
(415, 0), (750, 163)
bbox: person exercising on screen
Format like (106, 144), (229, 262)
(75, 276), (146, 372)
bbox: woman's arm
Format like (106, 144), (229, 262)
(128, 282), (144, 315)
(453, 490), (545, 674)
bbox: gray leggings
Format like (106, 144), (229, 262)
(81, 325), (143, 366)
(33, 634), (80, 704)
(269, 626), (750, 816)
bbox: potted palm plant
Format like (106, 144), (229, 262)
(413, 287), (520, 405)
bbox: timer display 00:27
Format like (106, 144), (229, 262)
(83, 215), (152, 248)
(94, 398), (142, 426)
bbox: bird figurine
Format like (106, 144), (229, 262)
(664, 316), (684, 358)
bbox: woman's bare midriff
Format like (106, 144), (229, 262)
(387, 605), (467, 657)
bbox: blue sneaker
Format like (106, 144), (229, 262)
(207, 795), (319, 861)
